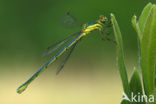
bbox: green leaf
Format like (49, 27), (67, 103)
(150, 90), (156, 104)
(111, 14), (131, 100)
(132, 3), (153, 40)
(141, 5), (156, 96)
(129, 68), (145, 104)
(139, 2), (153, 35)
(132, 16), (142, 70)
(132, 15), (141, 39)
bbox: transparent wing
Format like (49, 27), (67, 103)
(56, 38), (81, 75)
(60, 12), (81, 28)
(42, 31), (81, 57)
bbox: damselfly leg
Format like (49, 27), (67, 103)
(100, 20), (116, 44)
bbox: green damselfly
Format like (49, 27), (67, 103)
(17, 14), (114, 94)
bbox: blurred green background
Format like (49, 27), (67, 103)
(0, 0), (155, 104)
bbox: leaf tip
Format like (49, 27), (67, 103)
(110, 13), (115, 18)
(132, 15), (137, 25)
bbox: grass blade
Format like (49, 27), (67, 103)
(132, 3), (153, 40)
(139, 3), (153, 35)
(129, 68), (145, 104)
(151, 90), (156, 104)
(132, 15), (141, 39)
(141, 4), (156, 95)
(111, 14), (131, 100)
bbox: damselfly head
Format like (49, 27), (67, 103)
(99, 15), (107, 24)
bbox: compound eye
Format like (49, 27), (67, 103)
(99, 15), (105, 20)
(99, 15), (107, 23)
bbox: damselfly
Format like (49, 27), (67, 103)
(17, 15), (115, 94)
